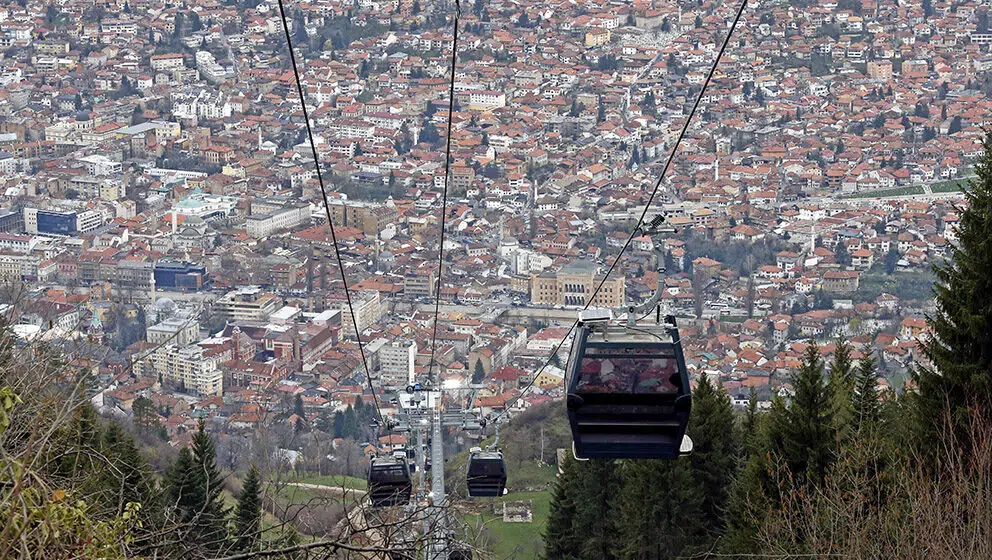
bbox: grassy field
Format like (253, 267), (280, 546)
(840, 185), (924, 199)
(287, 473), (367, 490)
(459, 489), (553, 560)
(930, 179), (967, 193)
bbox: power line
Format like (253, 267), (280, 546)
(426, 0), (461, 387)
(276, 0), (384, 423)
(491, 0), (749, 424)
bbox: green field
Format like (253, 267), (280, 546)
(287, 474), (367, 490)
(840, 185), (924, 199)
(459, 490), (552, 560)
(930, 179), (967, 193)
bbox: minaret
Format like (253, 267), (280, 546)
(713, 157), (719, 181)
(149, 271), (156, 305)
(172, 212), (177, 234)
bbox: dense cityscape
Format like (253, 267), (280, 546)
(1, 0), (992, 555)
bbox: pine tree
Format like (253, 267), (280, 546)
(912, 131), (992, 458)
(852, 355), (880, 432)
(575, 460), (620, 559)
(329, 409), (343, 437)
(99, 422), (159, 518)
(166, 447), (199, 523)
(544, 457), (620, 559)
(616, 458), (703, 559)
(828, 336), (856, 443)
(687, 375), (737, 535)
(776, 344), (835, 484)
(233, 466), (262, 551)
(189, 421), (230, 553)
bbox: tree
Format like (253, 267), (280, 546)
(233, 466), (262, 551)
(412, 0), (420, 13)
(922, 0), (934, 17)
(472, 360), (486, 384)
(597, 100), (606, 123)
(949, 115), (962, 134)
(812, 288), (833, 311)
(132, 395), (159, 434)
(173, 12), (184, 40)
(911, 131), (992, 459)
(616, 458), (703, 559)
(852, 355), (880, 432)
(188, 421), (230, 552)
(687, 375), (737, 535)
(544, 456), (582, 558)
(774, 344), (835, 484)
(828, 336), (856, 443)
(884, 246), (900, 273)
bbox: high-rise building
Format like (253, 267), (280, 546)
(379, 339), (417, 387)
(134, 344), (222, 397)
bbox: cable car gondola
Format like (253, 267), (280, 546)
(466, 448), (507, 497)
(565, 313), (691, 459)
(367, 455), (412, 507)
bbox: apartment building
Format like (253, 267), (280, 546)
(135, 344), (222, 397)
(379, 339), (417, 387)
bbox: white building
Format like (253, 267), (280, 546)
(135, 344), (222, 396)
(380, 339), (417, 387)
(245, 203), (311, 238)
(146, 315), (200, 346)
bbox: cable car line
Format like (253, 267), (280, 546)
(488, 0), (749, 426)
(426, 0), (462, 387)
(276, 0), (385, 425)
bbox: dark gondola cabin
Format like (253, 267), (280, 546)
(368, 456), (412, 507)
(565, 315), (691, 459)
(466, 449), (507, 497)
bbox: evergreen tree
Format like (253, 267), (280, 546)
(472, 360), (486, 384)
(912, 131), (992, 458)
(775, 344), (835, 484)
(544, 457), (620, 559)
(884, 246), (901, 273)
(574, 460), (620, 559)
(835, 240), (851, 266)
(165, 447), (199, 523)
(687, 375), (737, 535)
(332, 410), (346, 438)
(189, 421), (230, 552)
(828, 336), (856, 443)
(852, 355), (880, 432)
(544, 455), (582, 559)
(233, 466), (262, 551)
(616, 458), (703, 559)
(132, 395), (159, 434)
(99, 423), (159, 517)
(293, 394), (305, 418)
